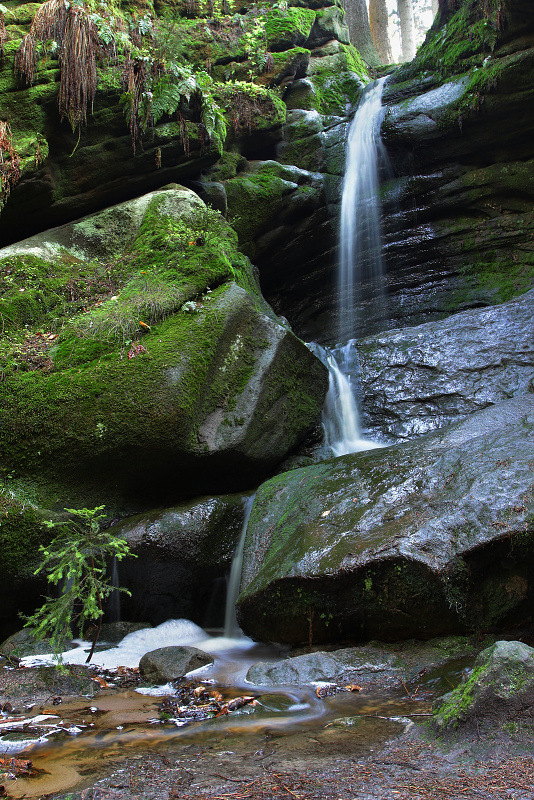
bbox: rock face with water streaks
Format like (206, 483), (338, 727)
(356, 289), (534, 441)
(109, 494), (248, 627)
(256, 0), (534, 343)
(237, 395), (534, 645)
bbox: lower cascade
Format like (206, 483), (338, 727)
(224, 493), (256, 639)
(309, 342), (381, 457)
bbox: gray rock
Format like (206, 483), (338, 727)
(0, 629), (74, 659)
(306, 7), (351, 48)
(237, 395), (534, 644)
(356, 289), (534, 441)
(139, 646), (214, 684)
(247, 635), (495, 690)
(247, 647), (402, 687)
(0, 665), (95, 702)
(96, 622), (151, 644)
(434, 640), (534, 730)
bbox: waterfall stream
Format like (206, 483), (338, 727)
(338, 77), (389, 344)
(315, 78), (389, 456)
(224, 493), (256, 639)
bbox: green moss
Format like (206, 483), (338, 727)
(265, 7), (316, 51)
(434, 665), (485, 728)
(308, 44), (367, 115)
(225, 169), (295, 257)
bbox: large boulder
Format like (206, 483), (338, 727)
(0, 186), (328, 510)
(237, 395), (534, 644)
(434, 640), (534, 730)
(356, 289), (534, 441)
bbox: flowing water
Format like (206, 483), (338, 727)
(224, 494), (256, 639)
(314, 77), (390, 456)
(338, 77), (389, 344)
(311, 341), (382, 457)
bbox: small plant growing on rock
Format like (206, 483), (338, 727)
(23, 506), (135, 664)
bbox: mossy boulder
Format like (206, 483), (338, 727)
(0, 628), (74, 660)
(0, 664), (95, 703)
(434, 640), (534, 731)
(0, 186), (328, 510)
(237, 395), (534, 645)
(265, 7), (316, 52)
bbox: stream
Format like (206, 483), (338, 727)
(1, 623), (439, 798)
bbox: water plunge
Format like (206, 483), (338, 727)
(316, 78), (389, 456)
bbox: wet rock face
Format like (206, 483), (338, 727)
(434, 640), (534, 730)
(113, 494), (247, 627)
(237, 395), (534, 645)
(356, 289), (534, 441)
(259, 1), (534, 344)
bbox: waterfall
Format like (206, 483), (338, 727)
(312, 79), (388, 456)
(107, 556), (121, 623)
(224, 494), (256, 639)
(310, 341), (381, 457)
(338, 77), (389, 344)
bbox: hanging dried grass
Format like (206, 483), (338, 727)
(14, 33), (37, 85)
(121, 56), (149, 154)
(0, 121), (21, 206)
(14, 0), (99, 132)
(58, 6), (98, 130)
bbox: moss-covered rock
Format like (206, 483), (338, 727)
(434, 640), (534, 731)
(0, 186), (328, 510)
(265, 6), (316, 52)
(237, 395), (534, 645)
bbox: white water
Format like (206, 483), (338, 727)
(311, 341), (381, 457)
(338, 77), (388, 344)
(322, 342), (382, 456)
(21, 497), (259, 678)
(224, 494), (256, 639)
(312, 78), (389, 456)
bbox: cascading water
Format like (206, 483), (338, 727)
(224, 493), (256, 639)
(317, 78), (389, 455)
(338, 77), (389, 344)
(107, 556), (121, 623)
(312, 342), (382, 457)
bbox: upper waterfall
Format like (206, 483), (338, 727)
(338, 77), (389, 344)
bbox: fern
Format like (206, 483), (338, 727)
(150, 75), (188, 125)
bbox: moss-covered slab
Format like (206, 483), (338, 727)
(0, 186), (328, 509)
(434, 640), (534, 731)
(237, 395), (534, 645)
